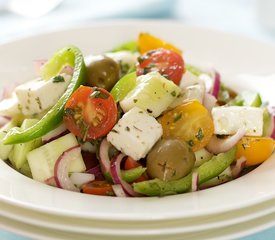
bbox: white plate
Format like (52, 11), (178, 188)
(1, 195), (275, 235)
(1, 201), (275, 240)
(0, 20), (275, 222)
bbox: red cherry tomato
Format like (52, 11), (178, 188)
(136, 48), (184, 85)
(82, 181), (114, 196)
(64, 86), (117, 140)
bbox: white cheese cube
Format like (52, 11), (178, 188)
(170, 84), (205, 109)
(107, 107), (163, 160)
(15, 74), (71, 116)
(0, 94), (21, 117)
(180, 70), (204, 88)
(212, 106), (263, 136)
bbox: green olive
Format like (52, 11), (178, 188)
(86, 55), (120, 91)
(146, 139), (195, 181)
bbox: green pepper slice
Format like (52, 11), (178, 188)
(3, 45), (86, 144)
(133, 147), (236, 196)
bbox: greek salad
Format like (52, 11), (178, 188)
(0, 33), (274, 197)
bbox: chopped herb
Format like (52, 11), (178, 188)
(125, 126), (130, 131)
(146, 109), (153, 114)
(170, 90), (177, 97)
(35, 97), (42, 110)
(64, 108), (75, 117)
(52, 75), (65, 83)
(173, 113), (182, 122)
(187, 140), (194, 147)
(90, 88), (109, 99)
(195, 128), (204, 141)
(133, 99), (138, 103)
(133, 126), (142, 132)
(111, 129), (119, 134)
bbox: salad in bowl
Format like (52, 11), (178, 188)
(0, 33), (274, 197)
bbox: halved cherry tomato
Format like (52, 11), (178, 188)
(82, 181), (114, 196)
(136, 48), (184, 85)
(158, 100), (214, 152)
(64, 86), (117, 140)
(236, 137), (275, 166)
(138, 32), (182, 55)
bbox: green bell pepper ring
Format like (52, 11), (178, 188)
(110, 71), (136, 102)
(3, 45), (86, 145)
(133, 147), (236, 196)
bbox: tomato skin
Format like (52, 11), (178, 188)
(124, 157), (148, 182)
(236, 137), (275, 166)
(136, 48), (184, 85)
(82, 181), (114, 196)
(64, 86), (117, 140)
(158, 100), (214, 152)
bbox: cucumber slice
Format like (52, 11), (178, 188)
(27, 133), (86, 182)
(0, 121), (16, 160)
(9, 119), (42, 170)
(120, 72), (181, 117)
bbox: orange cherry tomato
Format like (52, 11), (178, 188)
(138, 32), (182, 55)
(236, 137), (275, 166)
(158, 100), (214, 152)
(82, 181), (114, 196)
(136, 48), (184, 85)
(64, 86), (117, 140)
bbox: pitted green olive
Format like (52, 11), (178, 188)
(146, 139), (195, 181)
(86, 55), (120, 91)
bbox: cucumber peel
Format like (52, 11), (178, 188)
(133, 147), (236, 196)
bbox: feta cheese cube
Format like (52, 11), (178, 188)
(15, 74), (71, 115)
(107, 107), (163, 160)
(212, 106), (263, 136)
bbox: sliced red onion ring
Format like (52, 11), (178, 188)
(110, 153), (141, 197)
(112, 184), (128, 197)
(70, 172), (95, 187)
(203, 93), (217, 112)
(33, 59), (47, 76)
(210, 70), (221, 98)
(60, 65), (74, 76)
(42, 123), (68, 144)
(206, 128), (246, 154)
(99, 138), (112, 173)
(44, 176), (57, 187)
(0, 116), (10, 128)
(231, 157), (246, 178)
(86, 165), (105, 180)
(54, 145), (81, 192)
(191, 172), (199, 192)
(270, 115), (275, 140)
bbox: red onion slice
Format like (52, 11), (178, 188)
(54, 145), (81, 192)
(99, 138), (112, 173)
(231, 157), (246, 178)
(110, 153), (141, 197)
(44, 176), (57, 187)
(0, 116), (10, 128)
(191, 172), (199, 192)
(210, 70), (221, 98)
(60, 65), (74, 76)
(70, 172), (95, 187)
(33, 59), (47, 76)
(86, 165), (105, 180)
(270, 114), (275, 140)
(206, 128), (246, 154)
(42, 123), (68, 144)
(112, 184), (128, 197)
(203, 93), (217, 112)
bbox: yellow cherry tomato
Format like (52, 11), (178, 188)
(158, 100), (214, 152)
(138, 32), (182, 55)
(236, 137), (275, 166)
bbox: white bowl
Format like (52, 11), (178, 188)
(0, 20), (275, 224)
